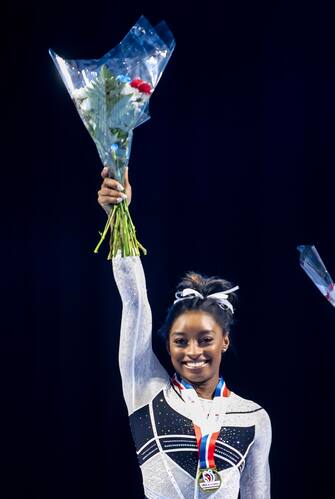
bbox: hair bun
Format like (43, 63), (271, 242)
(176, 271), (237, 307)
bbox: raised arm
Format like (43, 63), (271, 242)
(98, 167), (169, 415)
(239, 409), (272, 499)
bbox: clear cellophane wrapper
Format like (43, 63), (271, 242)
(298, 245), (335, 306)
(50, 15), (175, 257)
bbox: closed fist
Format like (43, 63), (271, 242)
(97, 167), (132, 212)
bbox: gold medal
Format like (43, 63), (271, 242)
(197, 467), (222, 493)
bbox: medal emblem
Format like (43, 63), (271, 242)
(197, 468), (222, 492)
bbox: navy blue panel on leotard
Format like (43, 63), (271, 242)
(129, 390), (256, 477)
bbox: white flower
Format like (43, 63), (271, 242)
(80, 98), (92, 112)
(88, 119), (96, 131)
(121, 84), (136, 96)
(131, 100), (143, 114)
(72, 87), (87, 100)
(85, 80), (95, 90)
(119, 84), (143, 113)
(130, 93), (144, 113)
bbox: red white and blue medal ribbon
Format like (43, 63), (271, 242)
(171, 374), (230, 491)
(193, 425), (220, 470)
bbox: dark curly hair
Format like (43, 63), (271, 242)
(158, 271), (238, 341)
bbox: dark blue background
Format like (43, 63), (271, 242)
(3, 1), (335, 498)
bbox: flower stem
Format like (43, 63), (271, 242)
(94, 206), (116, 254)
(95, 201), (147, 259)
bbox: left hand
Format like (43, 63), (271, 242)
(97, 167), (132, 212)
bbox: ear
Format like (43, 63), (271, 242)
(166, 339), (171, 355)
(221, 334), (230, 353)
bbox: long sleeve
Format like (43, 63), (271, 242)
(112, 255), (169, 415)
(239, 409), (272, 499)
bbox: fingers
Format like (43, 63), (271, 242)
(98, 189), (127, 206)
(101, 166), (109, 179)
(98, 182), (127, 207)
(100, 167), (125, 190)
(98, 167), (130, 207)
(101, 177), (124, 191)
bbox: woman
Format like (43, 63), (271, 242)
(98, 167), (272, 498)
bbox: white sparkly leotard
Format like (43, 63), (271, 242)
(113, 256), (271, 499)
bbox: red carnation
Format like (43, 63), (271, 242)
(138, 82), (152, 94)
(130, 78), (143, 89)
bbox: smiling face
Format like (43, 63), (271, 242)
(168, 311), (229, 388)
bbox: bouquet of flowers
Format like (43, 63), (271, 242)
(49, 16), (175, 258)
(297, 245), (335, 307)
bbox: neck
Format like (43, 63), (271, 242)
(190, 376), (220, 400)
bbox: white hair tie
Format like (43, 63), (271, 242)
(174, 286), (239, 314)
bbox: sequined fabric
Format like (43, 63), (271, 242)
(113, 256), (271, 498)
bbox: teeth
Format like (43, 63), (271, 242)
(184, 361), (207, 368)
